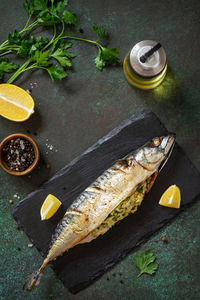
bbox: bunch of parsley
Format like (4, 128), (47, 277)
(0, 0), (120, 83)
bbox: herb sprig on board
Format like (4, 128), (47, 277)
(0, 0), (120, 83)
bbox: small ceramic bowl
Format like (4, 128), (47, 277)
(0, 133), (40, 176)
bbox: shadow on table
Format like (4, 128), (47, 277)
(130, 66), (199, 138)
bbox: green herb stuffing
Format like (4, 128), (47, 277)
(134, 249), (158, 278)
(137, 185), (144, 193)
(93, 177), (151, 237)
(0, 0), (120, 83)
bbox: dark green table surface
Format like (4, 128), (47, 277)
(0, 1), (200, 299)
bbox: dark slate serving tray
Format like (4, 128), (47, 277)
(12, 110), (200, 294)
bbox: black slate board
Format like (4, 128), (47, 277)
(12, 111), (200, 294)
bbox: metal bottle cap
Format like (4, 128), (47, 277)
(129, 40), (166, 78)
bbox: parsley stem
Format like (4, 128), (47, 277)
(42, 17), (64, 52)
(0, 20), (39, 53)
(61, 36), (97, 45)
(0, 41), (9, 51)
(52, 24), (57, 44)
(23, 63), (38, 72)
(137, 272), (143, 278)
(56, 19), (65, 43)
(60, 36), (102, 56)
(7, 59), (32, 84)
(20, 20), (39, 33)
(0, 50), (12, 57)
(42, 23), (60, 52)
(24, 65), (54, 80)
(23, 14), (32, 31)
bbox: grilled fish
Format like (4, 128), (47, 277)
(24, 134), (175, 291)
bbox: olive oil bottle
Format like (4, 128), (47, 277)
(123, 40), (167, 90)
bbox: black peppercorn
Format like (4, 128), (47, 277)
(2, 138), (35, 172)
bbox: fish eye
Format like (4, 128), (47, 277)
(152, 138), (161, 147)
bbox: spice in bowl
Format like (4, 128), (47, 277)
(2, 138), (35, 172)
(0, 133), (40, 175)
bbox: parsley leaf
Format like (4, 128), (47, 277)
(95, 46), (120, 70)
(32, 50), (51, 66)
(134, 249), (158, 278)
(30, 36), (49, 50)
(54, 0), (68, 13)
(7, 32), (49, 58)
(16, 39), (34, 58)
(31, 0), (47, 11)
(52, 40), (72, 53)
(24, 0), (48, 15)
(3, 0), (119, 83)
(62, 10), (77, 24)
(51, 48), (73, 67)
(8, 30), (24, 45)
(24, 0), (71, 26)
(51, 38), (75, 67)
(94, 53), (105, 70)
(0, 58), (19, 80)
(47, 64), (67, 81)
(8, 31), (35, 58)
(93, 23), (106, 39)
(30, 36), (49, 54)
(101, 47), (120, 65)
(37, 9), (60, 26)
(64, 51), (76, 58)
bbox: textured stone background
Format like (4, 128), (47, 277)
(0, 0), (199, 299)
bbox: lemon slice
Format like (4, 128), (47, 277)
(0, 84), (35, 122)
(40, 194), (62, 220)
(159, 185), (181, 208)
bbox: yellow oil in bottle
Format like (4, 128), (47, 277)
(123, 40), (167, 90)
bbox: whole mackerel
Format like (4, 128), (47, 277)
(24, 134), (175, 291)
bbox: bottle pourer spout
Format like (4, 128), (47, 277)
(140, 43), (162, 63)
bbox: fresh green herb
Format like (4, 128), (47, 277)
(24, 0), (75, 26)
(94, 46), (119, 70)
(0, 0), (120, 84)
(0, 58), (19, 79)
(134, 249), (158, 278)
(29, 37), (49, 54)
(7, 31), (46, 58)
(51, 48), (75, 67)
(92, 23), (107, 39)
(92, 23), (119, 71)
(32, 50), (51, 66)
(47, 64), (67, 81)
(62, 10), (77, 25)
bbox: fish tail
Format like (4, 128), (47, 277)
(23, 269), (43, 291)
(23, 261), (47, 292)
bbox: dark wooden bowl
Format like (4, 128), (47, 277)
(0, 133), (40, 176)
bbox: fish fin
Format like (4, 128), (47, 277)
(23, 269), (43, 291)
(78, 233), (96, 244)
(146, 171), (158, 193)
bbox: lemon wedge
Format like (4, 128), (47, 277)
(0, 84), (35, 122)
(159, 185), (181, 208)
(40, 194), (62, 220)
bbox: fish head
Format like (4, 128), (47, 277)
(133, 133), (176, 171)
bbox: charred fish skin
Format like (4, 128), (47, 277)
(45, 158), (155, 264)
(23, 134), (175, 291)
